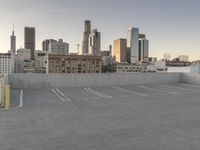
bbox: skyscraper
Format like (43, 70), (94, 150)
(109, 45), (112, 56)
(24, 27), (35, 60)
(89, 29), (101, 56)
(127, 27), (139, 63)
(139, 34), (149, 62)
(10, 25), (16, 54)
(113, 39), (127, 63)
(82, 20), (91, 55)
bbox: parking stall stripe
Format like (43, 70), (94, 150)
(56, 89), (71, 101)
(112, 86), (148, 97)
(52, 89), (70, 102)
(84, 87), (112, 99)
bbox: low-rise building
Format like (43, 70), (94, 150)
(16, 48), (31, 61)
(15, 48), (32, 73)
(147, 60), (167, 72)
(35, 50), (46, 73)
(46, 54), (102, 73)
(109, 63), (144, 73)
(15, 55), (25, 73)
(178, 55), (189, 62)
(49, 39), (69, 55)
(0, 53), (12, 74)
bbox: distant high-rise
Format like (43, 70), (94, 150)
(89, 29), (101, 56)
(82, 20), (91, 55)
(139, 34), (149, 62)
(127, 27), (139, 63)
(109, 45), (112, 56)
(10, 25), (16, 54)
(113, 39), (127, 63)
(24, 27), (35, 60)
(42, 39), (56, 52)
(164, 53), (171, 61)
(49, 39), (69, 55)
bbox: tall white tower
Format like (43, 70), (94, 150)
(127, 27), (139, 64)
(82, 20), (91, 55)
(10, 25), (16, 54)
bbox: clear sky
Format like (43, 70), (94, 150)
(0, 0), (199, 60)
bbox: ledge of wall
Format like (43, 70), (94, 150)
(9, 73), (181, 89)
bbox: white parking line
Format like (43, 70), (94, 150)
(56, 89), (71, 101)
(19, 89), (23, 107)
(10, 89), (23, 110)
(52, 89), (71, 102)
(112, 86), (148, 97)
(137, 85), (179, 95)
(84, 87), (112, 99)
(161, 84), (200, 92)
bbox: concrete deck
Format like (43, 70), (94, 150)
(1, 83), (200, 150)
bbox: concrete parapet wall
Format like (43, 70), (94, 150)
(8, 73), (181, 89)
(181, 73), (200, 84)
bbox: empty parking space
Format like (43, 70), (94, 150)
(112, 86), (148, 97)
(177, 83), (200, 90)
(161, 84), (200, 93)
(23, 89), (58, 107)
(57, 87), (104, 101)
(137, 85), (180, 95)
(1, 83), (200, 150)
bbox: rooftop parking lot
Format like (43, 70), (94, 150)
(1, 83), (200, 150)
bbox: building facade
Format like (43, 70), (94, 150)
(24, 27), (35, 60)
(35, 50), (46, 73)
(16, 48), (31, 61)
(46, 54), (102, 73)
(127, 27), (139, 63)
(82, 20), (91, 55)
(109, 64), (143, 73)
(15, 55), (25, 73)
(178, 55), (189, 62)
(15, 48), (33, 73)
(0, 53), (12, 74)
(49, 39), (69, 55)
(89, 29), (101, 56)
(113, 39), (127, 63)
(42, 39), (56, 52)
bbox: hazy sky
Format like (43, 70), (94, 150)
(0, 0), (200, 60)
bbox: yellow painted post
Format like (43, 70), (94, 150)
(1, 79), (5, 108)
(5, 85), (10, 110)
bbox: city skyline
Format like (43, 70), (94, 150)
(0, 0), (200, 60)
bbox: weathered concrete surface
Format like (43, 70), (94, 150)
(181, 73), (200, 84)
(8, 73), (181, 88)
(1, 83), (200, 150)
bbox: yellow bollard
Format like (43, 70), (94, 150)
(5, 85), (10, 110)
(1, 79), (5, 108)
